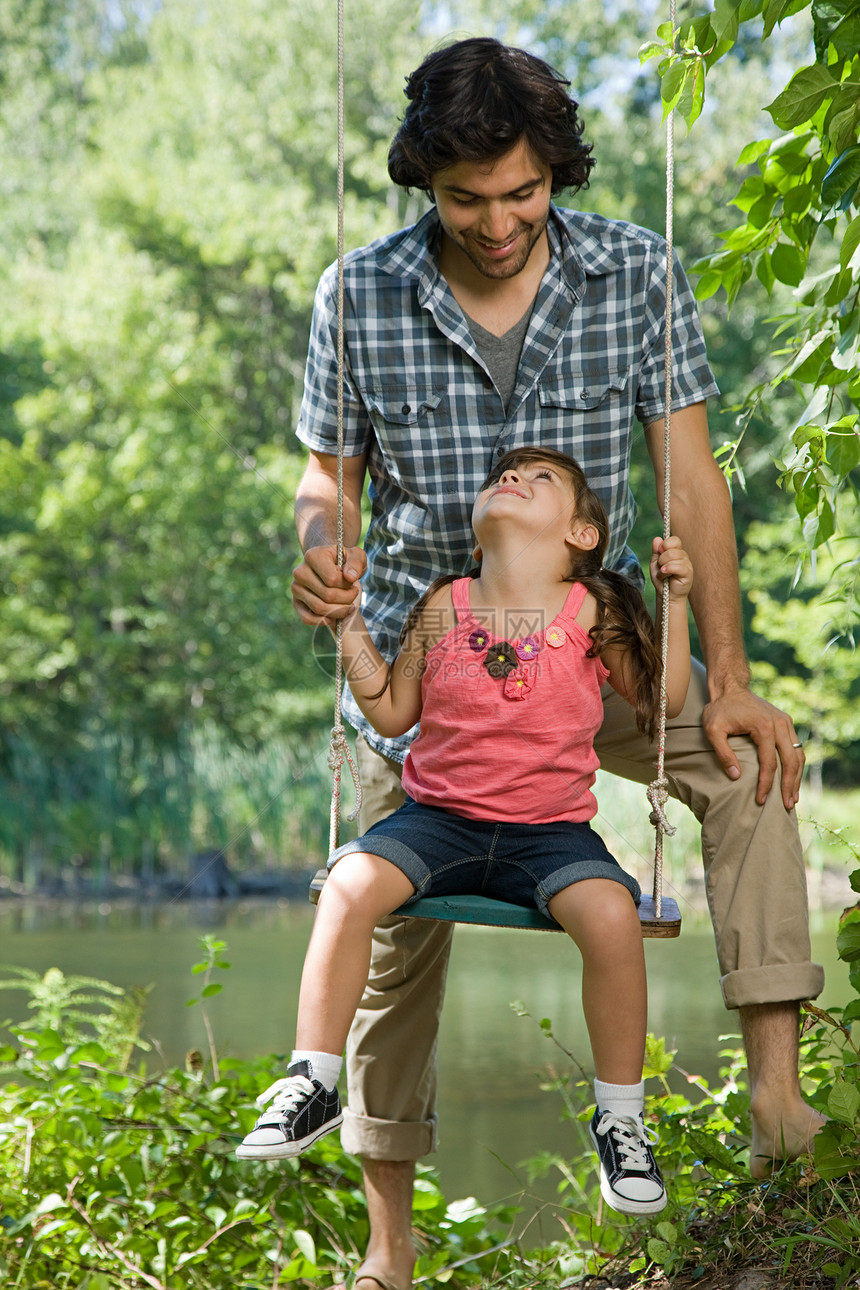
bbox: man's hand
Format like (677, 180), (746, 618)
(292, 544), (367, 625)
(702, 688), (804, 811)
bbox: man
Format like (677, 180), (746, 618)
(290, 38), (824, 1290)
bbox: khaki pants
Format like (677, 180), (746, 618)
(339, 659), (824, 1160)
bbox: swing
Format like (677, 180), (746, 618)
(318, 5), (683, 938)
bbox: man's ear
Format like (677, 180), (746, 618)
(471, 543), (483, 564)
(566, 523), (599, 552)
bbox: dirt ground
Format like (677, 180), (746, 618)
(575, 1267), (803, 1290)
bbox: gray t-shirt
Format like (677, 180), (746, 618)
(465, 307), (534, 411)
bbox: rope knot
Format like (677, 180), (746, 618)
(328, 723), (363, 823)
(646, 777), (676, 836)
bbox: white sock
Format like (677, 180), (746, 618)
(593, 1078), (645, 1120)
(290, 1049), (342, 1092)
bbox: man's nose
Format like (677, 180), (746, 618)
(479, 203), (517, 243)
(499, 468), (521, 483)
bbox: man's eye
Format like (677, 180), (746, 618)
(536, 470), (553, 480)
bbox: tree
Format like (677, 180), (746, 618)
(642, 0), (860, 634)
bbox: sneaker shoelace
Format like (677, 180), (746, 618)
(595, 1111), (658, 1172)
(255, 1074), (316, 1114)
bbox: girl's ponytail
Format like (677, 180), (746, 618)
(575, 555), (662, 740)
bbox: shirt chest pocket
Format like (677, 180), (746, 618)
(538, 366), (631, 413)
(363, 387), (447, 446)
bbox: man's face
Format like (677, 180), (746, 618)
(430, 138), (552, 281)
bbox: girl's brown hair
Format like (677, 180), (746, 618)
(398, 447), (663, 738)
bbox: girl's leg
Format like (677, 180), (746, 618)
(236, 852), (415, 1162)
(546, 877), (646, 1084)
(296, 851), (416, 1056)
(548, 878), (665, 1216)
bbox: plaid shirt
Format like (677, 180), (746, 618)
(296, 205), (719, 762)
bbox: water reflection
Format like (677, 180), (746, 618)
(0, 897), (850, 1211)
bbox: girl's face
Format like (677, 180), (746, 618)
(471, 457), (595, 554)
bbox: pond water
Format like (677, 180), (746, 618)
(0, 896), (852, 1214)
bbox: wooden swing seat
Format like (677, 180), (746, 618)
(309, 872), (681, 937)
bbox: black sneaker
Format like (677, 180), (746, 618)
(236, 1060), (343, 1160)
(589, 1107), (667, 1215)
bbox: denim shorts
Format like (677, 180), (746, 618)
(327, 796), (641, 925)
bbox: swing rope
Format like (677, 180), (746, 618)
(326, 13), (679, 920)
(327, 0), (362, 855)
(645, 0), (680, 920)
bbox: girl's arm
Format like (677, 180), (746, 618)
(332, 587), (449, 738)
(649, 535), (693, 717)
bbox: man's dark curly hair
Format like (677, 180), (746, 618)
(388, 37), (595, 198)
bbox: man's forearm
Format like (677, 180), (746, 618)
(294, 453), (365, 553)
(674, 486), (751, 698)
(647, 407), (751, 700)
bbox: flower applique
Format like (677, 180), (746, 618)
(545, 625), (567, 649)
(483, 641), (517, 678)
(469, 627), (490, 653)
(515, 636), (540, 662)
(504, 665), (535, 700)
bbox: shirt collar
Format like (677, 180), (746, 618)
(375, 203), (625, 296)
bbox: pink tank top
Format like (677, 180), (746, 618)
(401, 578), (610, 824)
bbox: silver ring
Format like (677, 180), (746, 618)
(792, 742), (803, 748)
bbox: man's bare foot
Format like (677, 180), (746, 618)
(749, 1096), (827, 1179)
(331, 1259), (414, 1290)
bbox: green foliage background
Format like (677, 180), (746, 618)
(0, 0), (858, 884)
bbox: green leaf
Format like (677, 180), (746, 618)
(694, 270), (724, 300)
(802, 497), (835, 545)
(748, 193), (776, 228)
(764, 0), (816, 36)
(822, 145), (860, 211)
(839, 213), (860, 269)
(647, 1238), (673, 1263)
(738, 139), (772, 166)
(677, 59), (706, 128)
(827, 1079), (860, 1125)
(837, 919), (860, 961)
(713, 0), (743, 42)
(643, 1033), (675, 1076)
(766, 65), (839, 128)
(293, 1229), (316, 1263)
(828, 426), (860, 476)
(660, 59), (686, 113)
(686, 1128), (746, 1175)
(783, 182), (812, 219)
(756, 252), (776, 293)
(814, 0), (860, 57)
(639, 40), (668, 64)
(771, 242), (806, 285)
(200, 982), (222, 997)
(655, 1220), (679, 1247)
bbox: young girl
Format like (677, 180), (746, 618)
(237, 447), (693, 1216)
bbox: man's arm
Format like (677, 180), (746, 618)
(644, 403), (803, 810)
(291, 448), (369, 625)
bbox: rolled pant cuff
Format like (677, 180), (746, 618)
(719, 962), (825, 1010)
(340, 1107), (438, 1160)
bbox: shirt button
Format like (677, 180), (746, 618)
(401, 404), (411, 414)
(580, 390), (589, 401)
